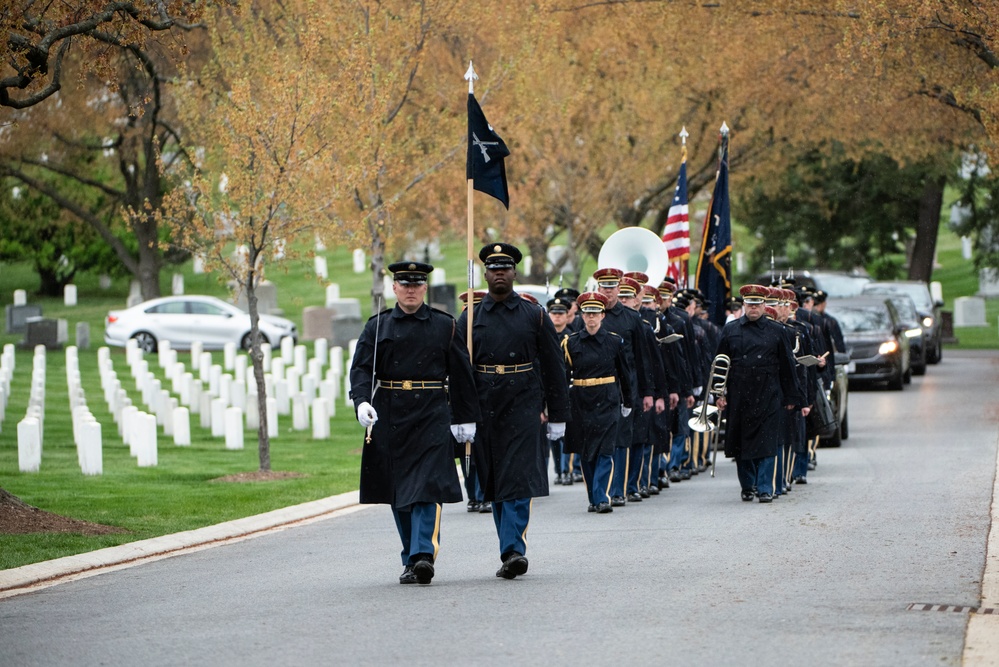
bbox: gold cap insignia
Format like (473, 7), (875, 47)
(408, 263), (416, 270)
(494, 245), (502, 253)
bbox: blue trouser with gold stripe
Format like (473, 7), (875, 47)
(492, 497), (532, 559)
(581, 454), (613, 506)
(392, 502), (441, 566)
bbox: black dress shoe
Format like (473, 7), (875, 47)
(399, 565), (418, 584)
(668, 470), (681, 483)
(587, 504), (596, 513)
(679, 469), (692, 480)
(554, 474), (563, 484)
(793, 476), (808, 484)
(758, 493), (773, 503)
(412, 559), (434, 584)
(639, 487), (650, 498)
(479, 501), (492, 513)
(611, 496), (626, 507)
(496, 553), (529, 579)
(658, 476), (670, 489)
(563, 475), (574, 486)
(572, 473), (583, 483)
(596, 502), (613, 513)
(467, 500), (481, 513)
(627, 492), (643, 502)
(741, 490), (754, 502)
(647, 485), (660, 496)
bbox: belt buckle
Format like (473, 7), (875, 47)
(402, 380), (413, 390)
(496, 365), (505, 375)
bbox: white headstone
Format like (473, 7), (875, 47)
(430, 269), (446, 286)
(64, 284), (77, 306)
(325, 284), (340, 304)
(315, 234), (326, 252)
(209, 364), (223, 397)
(223, 342), (236, 371)
(294, 345), (307, 375)
(190, 381), (202, 415)
(314, 256), (328, 280)
(314, 340), (328, 368)
(163, 398), (178, 436)
(137, 412), (158, 467)
(353, 249), (366, 273)
(193, 254), (205, 274)
(235, 355), (248, 385)
(271, 358), (285, 382)
(219, 374), (232, 405)
(266, 397), (278, 437)
(261, 343), (272, 372)
(273, 238), (286, 260)
(172, 274), (185, 296)
(286, 368), (300, 395)
(190, 341), (203, 370)
(99, 275), (112, 290)
(954, 296), (987, 327)
(275, 379), (290, 415)
(302, 374), (317, 401)
(246, 398), (259, 430)
(224, 407), (244, 450)
(320, 380), (337, 416)
(211, 398), (227, 437)
(962, 236), (974, 260)
(173, 407), (191, 446)
(13, 289), (26, 306)
(79, 420), (102, 476)
(199, 352), (212, 382)
(330, 347), (344, 375)
(281, 336), (294, 365)
(292, 394), (309, 431)
(17, 417), (41, 472)
(231, 381), (246, 411)
(312, 399), (329, 439)
(200, 392), (212, 429)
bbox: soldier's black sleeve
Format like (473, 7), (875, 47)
(641, 323), (668, 399)
(444, 315), (482, 424)
(614, 335), (635, 408)
(348, 314), (379, 411)
(537, 308), (572, 422)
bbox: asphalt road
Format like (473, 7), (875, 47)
(1, 350), (998, 667)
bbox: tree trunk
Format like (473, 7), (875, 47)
(36, 266), (70, 297)
(369, 220), (386, 315)
(246, 252), (271, 473)
(909, 174), (946, 282)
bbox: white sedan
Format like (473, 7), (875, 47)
(104, 295), (297, 353)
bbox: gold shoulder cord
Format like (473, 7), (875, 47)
(561, 335), (572, 367)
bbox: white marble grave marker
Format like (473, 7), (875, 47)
(224, 342), (236, 371)
(64, 284), (77, 306)
(312, 399), (329, 439)
(352, 249), (366, 273)
(172, 273), (184, 296)
(137, 412), (158, 467)
(211, 398), (226, 437)
(17, 417), (41, 472)
(173, 406), (191, 446)
(266, 397), (278, 437)
(314, 256), (328, 280)
(13, 289), (26, 306)
(225, 407), (244, 450)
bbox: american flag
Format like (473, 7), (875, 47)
(662, 147), (690, 285)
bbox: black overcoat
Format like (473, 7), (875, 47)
(456, 292), (571, 503)
(716, 315), (802, 460)
(562, 327), (634, 460)
(349, 303), (480, 508)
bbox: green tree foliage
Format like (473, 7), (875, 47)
(737, 143), (956, 277)
(952, 155), (999, 272)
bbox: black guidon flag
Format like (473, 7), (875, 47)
(466, 93), (510, 209)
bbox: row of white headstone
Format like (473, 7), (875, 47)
(67, 346), (103, 475)
(0, 343), (14, 433)
(16, 346), (47, 472)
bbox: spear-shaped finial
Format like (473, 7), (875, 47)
(770, 251), (775, 285)
(464, 61), (478, 95)
(679, 126), (689, 145)
(720, 121), (730, 136)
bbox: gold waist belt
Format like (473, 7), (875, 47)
(573, 376), (616, 387)
(376, 380), (444, 390)
(475, 362), (534, 375)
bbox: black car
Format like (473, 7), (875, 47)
(824, 296), (912, 390)
(862, 281), (943, 364)
(754, 269), (871, 297)
(866, 290), (927, 375)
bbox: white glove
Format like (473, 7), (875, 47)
(450, 423), (477, 442)
(356, 401), (378, 428)
(621, 406), (632, 417)
(693, 386), (703, 397)
(546, 422), (566, 440)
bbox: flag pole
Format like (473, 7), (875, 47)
(679, 126), (689, 288)
(463, 61), (478, 473)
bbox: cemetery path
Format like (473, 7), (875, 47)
(0, 351), (998, 666)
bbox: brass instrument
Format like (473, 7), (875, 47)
(688, 354), (731, 432)
(596, 227), (670, 288)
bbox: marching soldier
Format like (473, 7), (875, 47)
(458, 290), (491, 514)
(658, 279), (696, 488)
(594, 268), (653, 507)
(548, 296), (574, 484)
(456, 243), (571, 580)
(562, 291), (635, 513)
(715, 284), (803, 503)
(349, 261), (480, 585)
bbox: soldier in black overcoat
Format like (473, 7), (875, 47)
(349, 261), (480, 585)
(715, 284), (803, 503)
(562, 291), (634, 513)
(456, 243), (571, 580)
(594, 268), (653, 507)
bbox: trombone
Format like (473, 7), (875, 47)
(685, 354), (731, 478)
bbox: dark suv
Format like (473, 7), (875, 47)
(754, 269), (871, 297)
(825, 296), (912, 390)
(862, 281), (943, 364)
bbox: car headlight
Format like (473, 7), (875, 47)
(879, 340), (899, 355)
(922, 316), (934, 328)
(904, 328), (922, 338)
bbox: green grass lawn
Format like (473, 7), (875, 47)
(1, 223), (996, 570)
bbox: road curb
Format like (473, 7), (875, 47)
(0, 490), (362, 599)
(964, 429), (999, 667)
